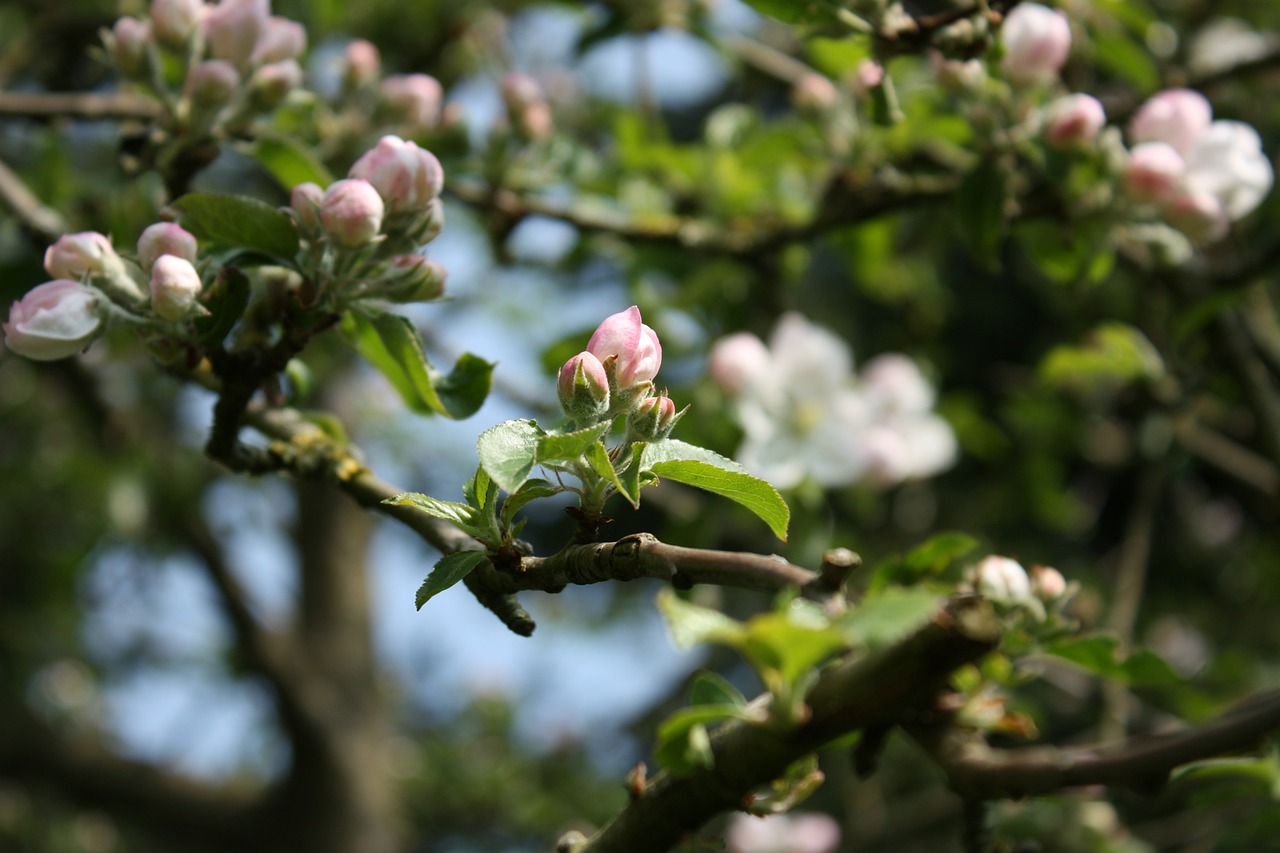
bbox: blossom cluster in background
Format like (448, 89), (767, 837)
(724, 811), (840, 853)
(708, 314), (956, 490)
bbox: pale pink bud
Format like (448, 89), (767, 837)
(1031, 565), (1067, 600)
(708, 332), (770, 395)
(1124, 142), (1186, 204)
(150, 0), (203, 47)
(379, 74), (444, 129)
(290, 182), (324, 230)
(517, 102), (554, 140)
(203, 0), (269, 68)
(974, 555), (1032, 604)
(1000, 3), (1072, 84)
(1043, 93), (1106, 147)
(342, 39), (381, 89)
(382, 255), (447, 302)
(587, 306), (662, 388)
(137, 223), (198, 270)
(251, 16), (306, 65)
(186, 59), (241, 105)
(149, 254), (203, 320)
(44, 232), (117, 280)
(1165, 188), (1229, 244)
(851, 59), (884, 97)
(792, 73), (839, 113)
(500, 72), (543, 113)
(109, 17), (152, 78)
(558, 351), (610, 419)
(3, 280), (102, 361)
(1129, 88), (1212, 156)
(320, 179), (385, 247)
(631, 392), (679, 439)
(348, 135), (444, 214)
(249, 59), (302, 108)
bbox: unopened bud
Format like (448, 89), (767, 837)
(150, 0), (203, 48)
(379, 74), (444, 129)
(974, 555), (1033, 605)
(850, 59), (884, 98)
(109, 17), (152, 79)
(587, 305), (662, 390)
(381, 255), (447, 302)
(1129, 88), (1212, 156)
(186, 60), (241, 107)
(500, 72), (543, 113)
(1043, 93), (1106, 148)
(1000, 2), (1072, 85)
(630, 393), (681, 440)
(203, 0), (268, 68)
(251, 16), (306, 65)
(44, 232), (117, 280)
(1165, 188), (1229, 243)
(150, 254), (204, 320)
(290, 182), (324, 230)
(558, 351), (610, 422)
(1031, 565), (1067, 600)
(792, 73), (839, 114)
(341, 39), (381, 91)
(137, 223), (198, 270)
(320, 179), (385, 247)
(348, 135), (444, 214)
(249, 59), (302, 110)
(1125, 142), (1186, 204)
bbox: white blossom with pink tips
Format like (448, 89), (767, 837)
(586, 305), (662, 388)
(725, 811), (840, 853)
(3, 280), (102, 361)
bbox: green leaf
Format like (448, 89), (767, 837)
(870, 531), (977, 592)
(193, 266), (250, 346)
(655, 704), (759, 776)
(586, 440), (638, 507)
(840, 587), (943, 649)
(1045, 634), (1182, 686)
(463, 464), (496, 511)
(384, 492), (486, 540)
(743, 609), (848, 686)
(645, 440), (790, 540)
(169, 192), (300, 260)
(956, 159), (1007, 268)
(537, 422), (611, 465)
(1092, 31), (1160, 91)
(246, 136), (334, 190)
(739, 0), (837, 25)
(477, 419), (544, 493)
(501, 478), (560, 526)
(1040, 323), (1165, 394)
(415, 550), (489, 609)
(688, 671), (747, 709)
(745, 755), (825, 816)
(342, 309), (494, 419)
(657, 589), (748, 650)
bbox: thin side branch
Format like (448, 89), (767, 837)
(0, 90), (160, 121)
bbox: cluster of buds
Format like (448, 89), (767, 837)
(289, 136), (448, 303)
(499, 72), (554, 142)
(1122, 88), (1273, 243)
(104, 0), (307, 137)
(4, 222), (206, 361)
(335, 39), (455, 135)
(557, 306), (683, 438)
(968, 555), (1069, 620)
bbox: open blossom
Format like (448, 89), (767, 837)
(1130, 89), (1212, 157)
(710, 314), (956, 490)
(1000, 3), (1072, 84)
(3, 280), (102, 361)
(586, 306), (662, 388)
(725, 812), (839, 853)
(348, 135), (444, 214)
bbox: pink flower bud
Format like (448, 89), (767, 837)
(3, 280), (102, 361)
(347, 135), (444, 214)
(587, 306), (662, 389)
(708, 332), (770, 395)
(631, 392), (679, 440)
(381, 255), (447, 302)
(186, 59), (241, 105)
(342, 39), (381, 89)
(251, 16), (306, 65)
(290, 182), (324, 230)
(517, 102), (554, 140)
(792, 73), (839, 113)
(974, 555), (1032, 604)
(203, 0), (268, 68)
(500, 72), (543, 113)
(1000, 2), (1072, 84)
(249, 59), (302, 109)
(558, 351), (610, 420)
(150, 254), (203, 320)
(1124, 142), (1186, 204)
(379, 74), (444, 129)
(44, 232), (117, 280)
(1031, 565), (1067, 600)
(150, 0), (203, 47)
(109, 17), (152, 78)
(1043, 93), (1106, 147)
(137, 222), (198, 270)
(851, 59), (884, 97)
(1165, 188), (1229, 244)
(1129, 88), (1212, 156)
(320, 179), (385, 247)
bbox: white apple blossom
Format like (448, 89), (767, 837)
(725, 812), (840, 853)
(709, 314), (956, 490)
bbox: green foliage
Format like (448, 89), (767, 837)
(414, 550), (491, 608)
(169, 192), (301, 261)
(645, 440), (790, 540)
(247, 136), (334, 190)
(1044, 634), (1183, 687)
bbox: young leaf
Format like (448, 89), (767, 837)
(1045, 634), (1182, 687)
(688, 671), (747, 709)
(477, 419), (543, 493)
(743, 611), (848, 687)
(247, 136), (334, 190)
(169, 192), (300, 260)
(415, 550), (490, 609)
(657, 589), (747, 650)
(537, 422), (611, 465)
(840, 587), (943, 649)
(655, 704), (757, 776)
(501, 478), (561, 527)
(342, 309), (494, 419)
(193, 266), (250, 346)
(869, 531), (977, 592)
(586, 440), (638, 507)
(645, 439), (789, 540)
(384, 492), (486, 541)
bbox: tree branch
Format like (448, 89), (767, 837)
(571, 597), (1001, 852)
(0, 154), (65, 241)
(914, 688), (1280, 799)
(0, 90), (160, 121)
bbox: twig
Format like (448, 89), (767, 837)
(0, 89), (160, 121)
(0, 154), (65, 241)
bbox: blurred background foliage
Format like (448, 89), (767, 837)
(4, 0), (1280, 851)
